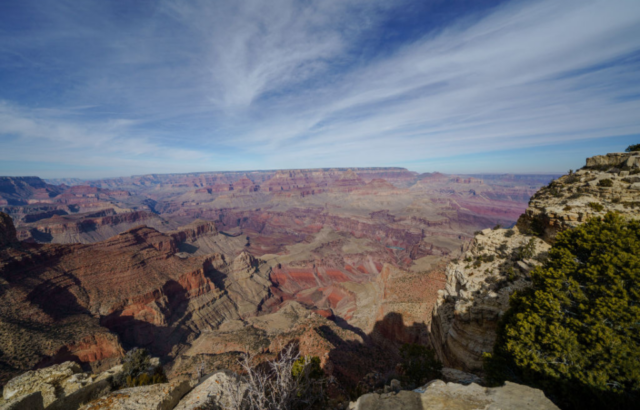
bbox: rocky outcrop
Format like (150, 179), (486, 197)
(0, 361), (120, 409)
(2, 361), (83, 406)
(1, 359), (557, 410)
(350, 380), (558, 410)
(518, 151), (640, 241)
(46, 366), (122, 410)
(431, 151), (640, 371)
(174, 371), (247, 410)
(430, 226), (548, 370)
(79, 380), (191, 410)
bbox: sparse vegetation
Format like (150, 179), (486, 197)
(492, 224), (502, 230)
(116, 348), (167, 389)
(222, 345), (326, 410)
(485, 254), (495, 263)
(527, 216), (546, 237)
(504, 229), (515, 238)
(484, 213), (640, 410)
(547, 186), (563, 197)
(588, 202), (604, 212)
(625, 144), (640, 152)
(598, 178), (613, 187)
(515, 238), (536, 260)
(563, 205), (572, 211)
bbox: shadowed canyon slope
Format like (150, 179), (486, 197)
(0, 167), (556, 387)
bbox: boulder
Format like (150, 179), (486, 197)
(585, 152), (639, 168)
(0, 392), (44, 410)
(350, 380), (559, 410)
(79, 380), (191, 410)
(2, 361), (83, 406)
(174, 371), (247, 410)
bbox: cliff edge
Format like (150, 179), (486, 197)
(431, 151), (640, 371)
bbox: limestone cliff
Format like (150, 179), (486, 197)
(430, 151), (640, 371)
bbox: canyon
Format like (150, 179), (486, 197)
(0, 167), (556, 394)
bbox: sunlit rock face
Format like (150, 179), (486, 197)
(431, 151), (640, 371)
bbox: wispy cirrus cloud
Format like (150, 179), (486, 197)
(0, 0), (639, 177)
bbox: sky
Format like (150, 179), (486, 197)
(1, 0), (639, 179)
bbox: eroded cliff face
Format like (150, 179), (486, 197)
(17, 210), (171, 244)
(431, 151), (640, 371)
(0, 216), (273, 385)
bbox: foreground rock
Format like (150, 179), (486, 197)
(2, 361), (83, 406)
(350, 380), (558, 410)
(80, 380), (191, 410)
(0, 361), (124, 410)
(431, 151), (640, 371)
(174, 371), (247, 410)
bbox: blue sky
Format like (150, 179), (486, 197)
(1, 0), (639, 178)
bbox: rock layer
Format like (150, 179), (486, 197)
(0, 214), (271, 384)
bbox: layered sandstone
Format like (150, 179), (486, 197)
(18, 210), (172, 244)
(0, 214), (273, 384)
(518, 151), (640, 241)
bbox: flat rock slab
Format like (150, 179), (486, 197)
(351, 380), (559, 410)
(79, 381), (191, 410)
